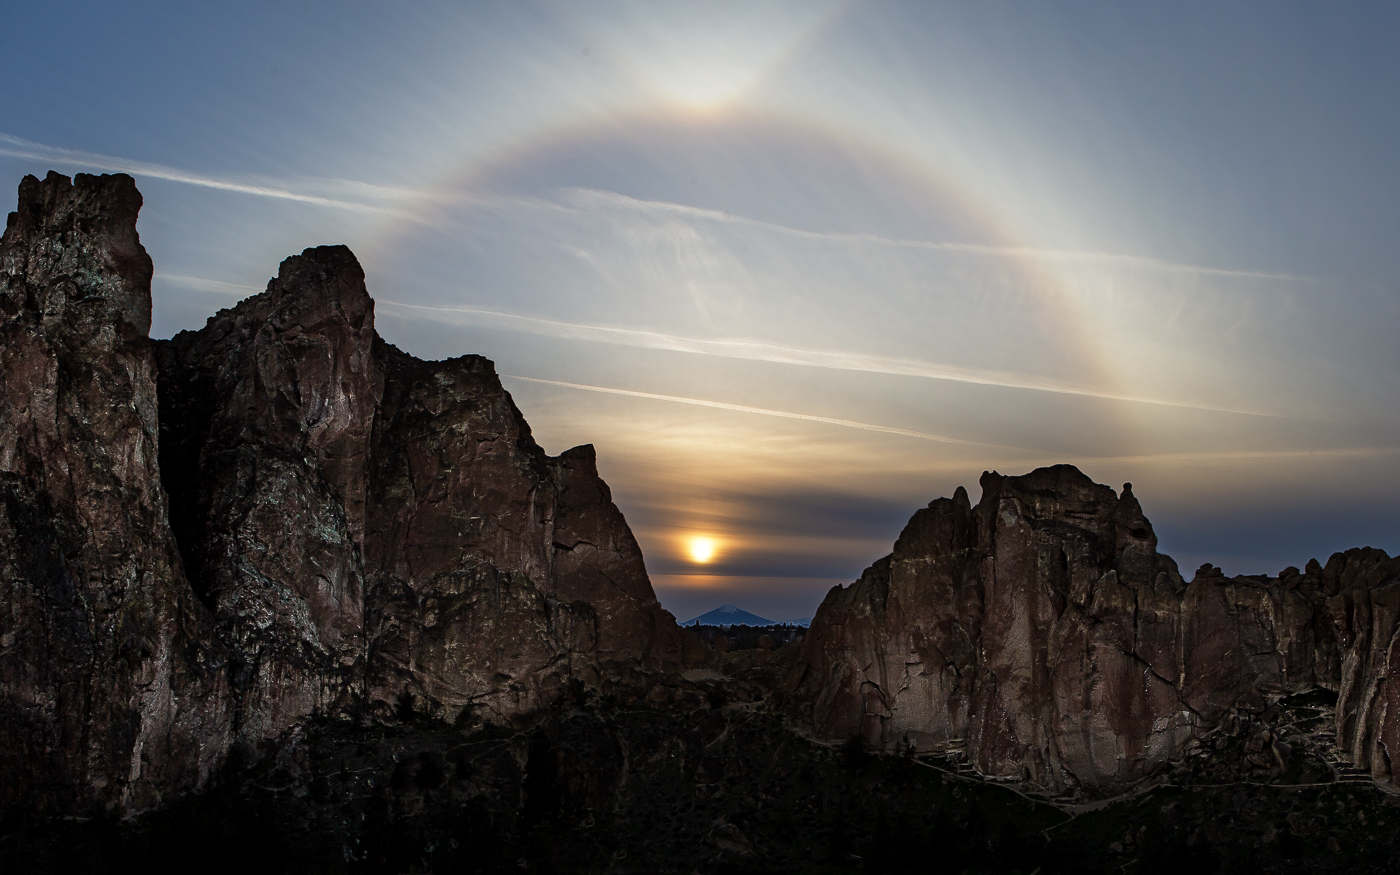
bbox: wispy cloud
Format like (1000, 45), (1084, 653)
(154, 273), (264, 296)
(512, 374), (1394, 464)
(560, 188), (1316, 282)
(406, 185), (1313, 282)
(384, 299), (1283, 416)
(0, 133), (414, 216)
(0, 133), (1309, 283)
(1075, 446), (1400, 465)
(503, 375), (1027, 448)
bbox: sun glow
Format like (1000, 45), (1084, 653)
(576, 5), (841, 112)
(687, 536), (719, 564)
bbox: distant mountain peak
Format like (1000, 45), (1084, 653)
(683, 605), (776, 627)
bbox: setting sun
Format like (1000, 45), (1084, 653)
(687, 536), (718, 564)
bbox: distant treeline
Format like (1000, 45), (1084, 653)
(686, 623), (805, 652)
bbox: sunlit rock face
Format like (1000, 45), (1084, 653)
(1327, 547), (1400, 784)
(0, 172), (231, 817)
(788, 465), (1400, 795)
(0, 172), (685, 817)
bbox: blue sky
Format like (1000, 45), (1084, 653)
(4, 1), (1398, 621)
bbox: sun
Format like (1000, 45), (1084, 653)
(687, 536), (718, 564)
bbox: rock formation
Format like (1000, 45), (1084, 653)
(360, 343), (693, 723)
(155, 244), (380, 742)
(0, 172), (688, 819)
(787, 464), (1400, 796)
(4, 170), (1400, 834)
(0, 172), (229, 817)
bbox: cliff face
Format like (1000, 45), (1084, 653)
(0, 172), (687, 818)
(154, 233), (688, 736)
(788, 465), (1400, 795)
(0, 172), (229, 816)
(362, 342), (690, 724)
(155, 245), (382, 741)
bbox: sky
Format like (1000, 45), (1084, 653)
(3, 1), (1398, 623)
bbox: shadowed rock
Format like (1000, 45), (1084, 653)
(156, 244), (380, 740)
(0, 173), (689, 818)
(0, 172), (229, 817)
(156, 247), (690, 735)
(363, 343), (690, 724)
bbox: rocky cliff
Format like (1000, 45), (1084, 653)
(0, 172), (688, 819)
(0, 172), (229, 817)
(787, 464), (1400, 796)
(4, 171), (1400, 835)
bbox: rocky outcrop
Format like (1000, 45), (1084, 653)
(0, 172), (229, 817)
(363, 343), (691, 724)
(155, 242), (689, 735)
(1326, 547), (1400, 784)
(155, 244), (380, 742)
(788, 465), (1400, 795)
(0, 172), (688, 818)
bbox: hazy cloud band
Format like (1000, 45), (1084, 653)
(384, 299), (1282, 417)
(503, 375), (1394, 463)
(503, 374), (1025, 448)
(564, 188), (1314, 282)
(0, 133), (411, 215)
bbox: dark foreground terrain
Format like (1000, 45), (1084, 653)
(5, 682), (1397, 874)
(684, 624), (806, 652)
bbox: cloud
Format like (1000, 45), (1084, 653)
(375, 181), (1365, 422)
(502, 374), (1025, 448)
(1075, 446), (1400, 465)
(155, 273), (264, 296)
(383, 299), (1283, 417)
(677, 488), (922, 540)
(0, 133), (414, 216)
(562, 187), (1316, 282)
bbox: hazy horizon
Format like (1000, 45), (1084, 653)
(4, 2), (1397, 621)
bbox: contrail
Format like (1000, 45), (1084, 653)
(0, 134), (1309, 282)
(501, 375), (1026, 449)
(507, 374), (1396, 464)
(0, 133), (411, 216)
(380, 299), (1283, 417)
